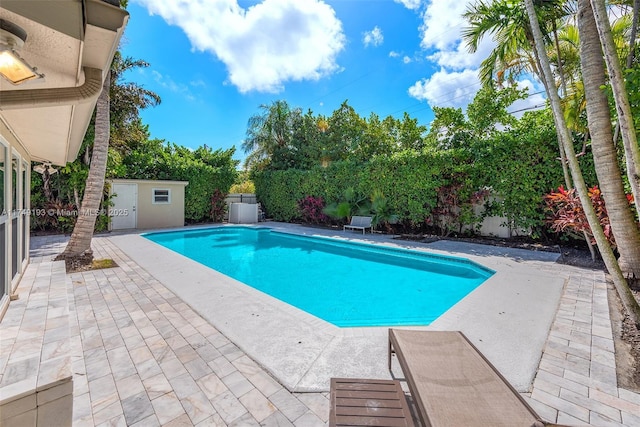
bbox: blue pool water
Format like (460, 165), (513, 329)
(144, 227), (494, 327)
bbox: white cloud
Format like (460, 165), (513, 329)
(402, 1), (546, 122)
(427, 35), (494, 70)
(135, 0), (345, 93)
(404, 1), (483, 111)
(389, 51), (412, 64)
(151, 70), (195, 100)
(190, 79), (207, 88)
(408, 68), (480, 108)
(394, 0), (422, 10)
(419, 1), (469, 51)
(419, 0), (496, 71)
(404, 0), (506, 112)
(507, 79), (547, 117)
(363, 26), (384, 47)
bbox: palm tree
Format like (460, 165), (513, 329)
(463, 0), (573, 189)
(463, 0), (541, 85)
(578, 0), (640, 276)
(590, 0), (640, 220)
(56, 71), (111, 263)
(242, 100), (300, 170)
(56, 53), (161, 264)
(553, 16), (631, 152)
(109, 52), (161, 153)
(525, 0), (640, 327)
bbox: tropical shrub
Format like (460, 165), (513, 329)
(210, 189), (227, 223)
(544, 185), (624, 248)
(297, 196), (328, 224)
(323, 187), (370, 223)
(229, 181), (255, 194)
(369, 190), (399, 232)
(469, 110), (566, 235)
(431, 183), (471, 236)
(31, 200), (77, 233)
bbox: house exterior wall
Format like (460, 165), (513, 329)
(0, 122), (31, 319)
(109, 179), (187, 230)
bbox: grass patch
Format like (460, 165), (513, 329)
(92, 259), (118, 270)
(64, 257), (119, 273)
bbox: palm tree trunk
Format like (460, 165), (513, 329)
(528, 27), (595, 260)
(578, 0), (640, 277)
(524, 0), (640, 328)
(629, 0), (640, 69)
(612, 0), (640, 173)
(553, 21), (568, 97)
(42, 167), (53, 202)
(527, 37), (573, 190)
(590, 0), (640, 221)
(57, 71), (111, 262)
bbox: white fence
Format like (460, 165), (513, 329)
(224, 194), (258, 221)
(468, 195), (530, 238)
(225, 193), (257, 205)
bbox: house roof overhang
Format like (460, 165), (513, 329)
(0, 0), (129, 165)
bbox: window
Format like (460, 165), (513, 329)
(0, 143), (5, 215)
(22, 160), (27, 211)
(11, 154), (18, 212)
(152, 188), (171, 204)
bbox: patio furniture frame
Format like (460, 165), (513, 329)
(343, 215), (373, 234)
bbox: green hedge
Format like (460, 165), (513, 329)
(253, 150), (471, 226)
(254, 125), (567, 232)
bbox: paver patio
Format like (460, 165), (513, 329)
(2, 226), (640, 426)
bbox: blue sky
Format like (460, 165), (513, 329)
(120, 0), (545, 165)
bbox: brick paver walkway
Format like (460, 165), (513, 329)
(31, 235), (329, 427)
(526, 273), (640, 426)
(23, 232), (640, 426)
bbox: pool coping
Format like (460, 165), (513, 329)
(143, 225), (495, 328)
(109, 222), (566, 392)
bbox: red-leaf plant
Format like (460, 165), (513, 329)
(297, 196), (328, 224)
(210, 189), (227, 223)
(544, 185), (623, 249)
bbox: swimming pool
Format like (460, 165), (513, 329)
(144, 227), (494, 327)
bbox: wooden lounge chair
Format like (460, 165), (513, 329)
(388, 329), (564, 427)
(329, 378), (415, 427)
(343, 216), (372, 234)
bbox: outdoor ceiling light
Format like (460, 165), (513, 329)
(33, 162), (58, 175)
(0, 19), (44, 85)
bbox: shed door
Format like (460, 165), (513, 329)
(111, 184), (137, 230)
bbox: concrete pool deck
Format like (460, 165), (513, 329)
(120, 222), (564, 393)
(3, 222), (639, 425)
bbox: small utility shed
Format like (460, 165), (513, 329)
(109, 179), (188, 230)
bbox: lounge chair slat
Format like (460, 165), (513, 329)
(334, 378), (395, 388)
(334, 416), (413, 426)
(333, 415), (414, 427)
(336, 382), (400, 392)
(335, 406), (408, 417)
(336, 398), (404, 408)
(335, 390), (403, 400)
